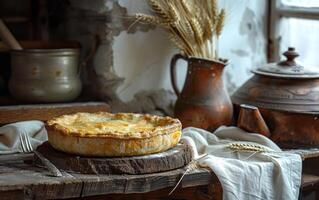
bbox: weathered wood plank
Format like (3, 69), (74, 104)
(0, 153), (33, 164)
(35, 142), (193, 175)
(67, 185), (219, 200)
(0, 102), (110, 124)
(302, 173), (319, 190)
(286, 148), (319, 176)
(72, 168), (213, 197)
(0, 162), (213, 199)
(302, 157), (319, 176)
(0, 190), (25, 200)
(286, 148), (319, 160)
(0, 163), (83, 200)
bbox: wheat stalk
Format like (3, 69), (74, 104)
(190, 17), (203, 44)
(227, 143), (269, 153)
(167, 2), (179, 22)
(182, 19), (195, 40)
(134, 13), (169, 27)
(180, 0), (192, 14)
(148, 0), (173, 23)
(208, 0), (218, 23)
(202, 13), (213, 41)
(215, 9), (225, 37)
(169, 154), (208, 195)
(168, 33), (189, 55)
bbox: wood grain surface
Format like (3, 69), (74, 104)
(35, 142), (193, 175)
(1, 148), (319, 199)
(0, 161), (214, 200)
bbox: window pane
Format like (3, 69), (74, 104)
(279, 18), (319, 71)
(282, 0), (319, 8)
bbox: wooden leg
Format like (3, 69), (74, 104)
(208, 182), (223, 200)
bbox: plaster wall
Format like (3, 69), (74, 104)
(52, 0), (268, 114)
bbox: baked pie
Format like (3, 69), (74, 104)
(46, 112), (182, 157)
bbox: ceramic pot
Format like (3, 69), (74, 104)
(233, 47), (319, 148)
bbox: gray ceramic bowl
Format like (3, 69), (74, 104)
(9, 41), (82, 103)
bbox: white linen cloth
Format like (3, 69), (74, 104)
(0, 121), (47, 154)
(181, 127), (302, 200)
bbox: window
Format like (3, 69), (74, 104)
(269, 0), (319, 71)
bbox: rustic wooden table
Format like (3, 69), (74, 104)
(1, 149), (319, 200)
(0, 102), (220, 200)
(0, 154), (220, 200)
(0, 103), (318, 199)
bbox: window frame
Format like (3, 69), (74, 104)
(268, 0), (319, 62)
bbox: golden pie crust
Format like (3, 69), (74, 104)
(46, 112), (182, 157)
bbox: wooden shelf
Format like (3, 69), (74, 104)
(0, 102), (110, 124)
(2, 17), (30, 23)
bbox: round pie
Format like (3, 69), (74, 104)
(46, 112), (182, 157)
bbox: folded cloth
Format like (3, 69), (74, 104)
(181, 126), (302, 200)
(0, 121), (47, 154)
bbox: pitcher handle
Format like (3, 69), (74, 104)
(170, 53), (187, 96)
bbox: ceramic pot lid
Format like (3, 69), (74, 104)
(252, 47), (319, 78)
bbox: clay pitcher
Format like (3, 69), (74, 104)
(170, 54), (233, 131)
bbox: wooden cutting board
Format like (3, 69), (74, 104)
(35, 142), (193, 175)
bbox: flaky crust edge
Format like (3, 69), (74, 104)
(47, 127), (182, 157)
(46, 112), (182, 139)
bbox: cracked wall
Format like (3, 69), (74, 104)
(50, 0), (268, 114)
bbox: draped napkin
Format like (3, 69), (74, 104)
(181, 127), (302, 200)
(0, 121), (47, 154)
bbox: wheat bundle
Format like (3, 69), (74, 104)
(134, 0), (225, 60)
